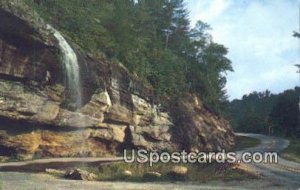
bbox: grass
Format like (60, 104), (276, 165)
(64, 161), (258, 183)
(232, 136), (261, 151)
(281, 138), (300, 163)
(45, 136), (262, 182)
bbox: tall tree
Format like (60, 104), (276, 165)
(25, 0), (233, 114)
(269, 89), (299, 137)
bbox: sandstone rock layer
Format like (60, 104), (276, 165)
(0, 0), (234, 160)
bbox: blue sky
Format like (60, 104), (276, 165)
(186, 0), (300, 100)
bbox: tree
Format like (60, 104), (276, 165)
(25, 0), (233, 114)
(293, 31), (300, 38)
(229, 88), (300, 137)
(33, 0), (42, 5)
(228, 90), (278, 133)
(238, 106), (266, 133)
(269, 89), (299, 137)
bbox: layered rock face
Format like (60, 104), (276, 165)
(0, 0), (234, 160)
(170, 95), (234, 152)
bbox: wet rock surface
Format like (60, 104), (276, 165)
(0, 0), (234, 160)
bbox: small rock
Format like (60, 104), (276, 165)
(45, 168), (65, 176)
(122, 170), (133, 177)
(169, 166), (188, 176)
(64, 169), (97, 181)
(87, 173), (98, 181)
(167, 166), (188, 180)
(0, 156), (9, 162)
(143, 171), (162, 181)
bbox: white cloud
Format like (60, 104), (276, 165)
(187, 0), (300, 100)
(202, 0), (231, 21)
(261, 65), (296, 82)
(187, 0), (232, 25)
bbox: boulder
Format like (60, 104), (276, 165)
(64, 169), (97, 181)
(168, 166), (188, 176)
(121, 170), (133, 177)
(143, 171), (162, 180)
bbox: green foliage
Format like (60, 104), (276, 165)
(269, 89), (300, 137)
(78, 162), (256, 182)
(293, 31), (300, 38)
(229, 90), (276, 133)
(24, 0), (233, 113)
(281, 138), (300, 162)
(229, 88), (300, 138)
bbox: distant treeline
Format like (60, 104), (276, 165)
(24, 0), (233, 114)
(228, 87), (300, 138)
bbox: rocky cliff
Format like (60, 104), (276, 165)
(0, 0), (234, 160)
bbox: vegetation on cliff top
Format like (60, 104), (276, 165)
(24, 0), (233, 114)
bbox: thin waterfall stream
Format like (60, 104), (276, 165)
(47, 25), (86, 156)
(47, 24), (82, 109)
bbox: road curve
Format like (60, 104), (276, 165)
(235, 133), (300, 187)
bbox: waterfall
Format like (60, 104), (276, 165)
(47, 25), (87, 156)
(47, 25), (82, 108)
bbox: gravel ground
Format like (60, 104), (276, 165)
(0, 133), (299, 190)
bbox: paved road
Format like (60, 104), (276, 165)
(0, 133), (299, 190)
(0, 157), (124, 172)
(235, 133), (300, 187)
(0, 172), (287, 190)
